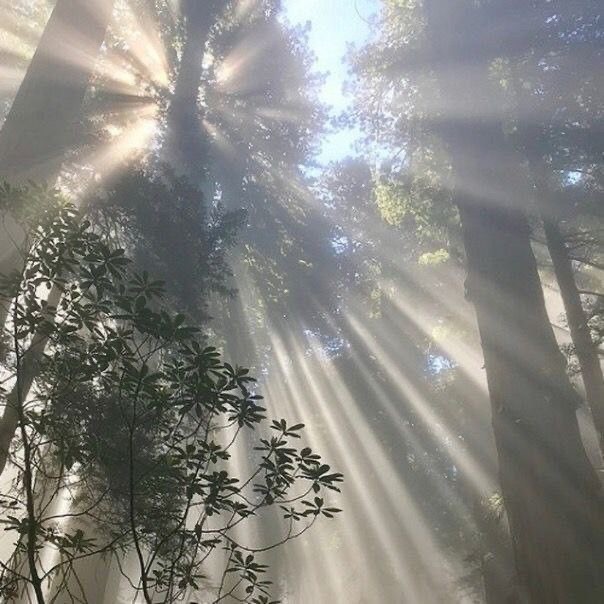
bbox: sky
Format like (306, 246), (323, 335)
(282, 0), (378, 164)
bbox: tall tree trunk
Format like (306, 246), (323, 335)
(459, 194), (604, 603)
(163, 0), (225, 181)
(0, 0), (114, 471)
(419, 2), (604, 601)
(0, 4), (113, 602)
(531, 166), (604, 456)
(0, 0), (113, 182)
(0, 0), (115, 326)
(543, 218), (604, 448)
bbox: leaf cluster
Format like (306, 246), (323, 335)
(0, 186), (342, 603)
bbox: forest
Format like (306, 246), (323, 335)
(0, 0), (602, 602)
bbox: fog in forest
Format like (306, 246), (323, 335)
(0, 1), (602, 602)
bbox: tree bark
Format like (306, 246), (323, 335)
(0, 0), (114, 469)
(163, 0), (226, 181)
(543, 217), (604, 449)
(0, 0), (114, 327)
(0, 0), (113, 182)
(419, 1), (604, 601)
(459, 196), (604, 603)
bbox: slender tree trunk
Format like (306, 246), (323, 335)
(0, 286), (62, 477)
(530, 166), (604, 456)
(10, 304), (47, 604)
(419, 2), (604, 601)
(543, 218), (604, 447)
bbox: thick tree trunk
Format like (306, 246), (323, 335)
(0, 0), (114, 470)
(163, 0), (225, 181)
(459, 196), (604, 603)
(0, 0), (114, 327)
(419, 2), (604, 601)
(0, 0), (113, 182)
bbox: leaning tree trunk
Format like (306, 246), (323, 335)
(0, 285), (61, 476)
(0, 0), (115, 474)
(0, 4), (114, 601)
(531, 165), (604, 456)
(0, 0), (115, 327)
(0, 0), (113, 181)
(419, 1), (604, 601)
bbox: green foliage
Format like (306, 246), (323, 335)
(374, 173), (458, 257)
(0, 180), (65, 224)
(374, 181), (408, 227)
(418, 249), (449, 265)
(87, 165), (247, 321)
(0, 187), (342, 603)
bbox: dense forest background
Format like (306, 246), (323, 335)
(0, 0), (602, 602)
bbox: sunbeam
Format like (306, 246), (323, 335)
(0, 0), (602, 602)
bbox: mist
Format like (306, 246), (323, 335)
(0, 1), (602, 602)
